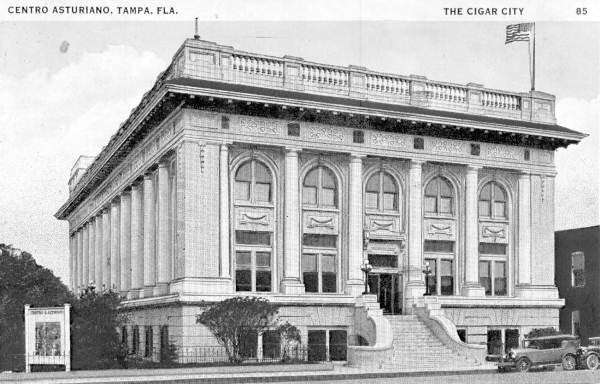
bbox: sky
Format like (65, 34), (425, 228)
(0, 19), (598, 286)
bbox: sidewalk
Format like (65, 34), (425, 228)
(0, 363), (498, 384)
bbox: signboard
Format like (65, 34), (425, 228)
(24, 304), (70, 372)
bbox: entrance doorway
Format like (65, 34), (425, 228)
(368, 273), (402, 314)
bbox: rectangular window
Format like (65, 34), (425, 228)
(493, 202), (506, 218)
(572, 310), (581, 336)
(236, 231), (271, 246)
(145, 327), (153, 358)
(479, 200), (491, 217)
(240, 330), (258, 359)
(256, 251), (272, 292)
(329, 330), (348, 361)
(302, 186), (317, 205)
(383, 193), (397, 211)
(494, 262), (507, 296)
(308, 330), (327, 362)
(424, 240), (454, 253)
(425, 258), (437, 294)
(302, 253), (318, 293)
(254, 182), (271, 202)
(479, 261), (491, 295)
(303, 234), (337, 248)
(368, 254), (398, 268)
(424, 196), (437, 213)
(235, 181), (250, 200)
(322, 187), (336, 207)
(440, 260), (453, 295)
(235, 251), (252, 291)
(132, 326), (139, 354)
(321, 254), (336, 293)
(303, 253), (336, 293)
(571, 252), (585, 287)
(262, 330), (281, 359)
(440, 197), (452, 214)
(479, 243), (507, 255)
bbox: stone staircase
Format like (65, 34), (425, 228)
(380, 315), (487, 371)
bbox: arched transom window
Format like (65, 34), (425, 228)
(302, 166), (338, 208)
(365, 171), (399, 211)
(234, 159), (272, 203)
(478, 181), (507, 219)
(424, 176), (454, 216)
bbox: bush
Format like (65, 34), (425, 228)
(525, 327), (562, 339)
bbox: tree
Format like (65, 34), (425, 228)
(525, 327), (561, 338)
(278, 321), (301, 362)
(196, 297), (280, 364)
(0, 244), (73, 372)
(71, 287), (126, 370)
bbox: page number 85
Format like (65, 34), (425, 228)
(576, 8), (587, 15)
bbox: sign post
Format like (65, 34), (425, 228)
(24, 304), (70, 372)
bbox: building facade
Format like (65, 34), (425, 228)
(555, 226), (600, 343)
(56, 37), (585, 365)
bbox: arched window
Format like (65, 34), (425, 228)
(302, 166), (338, 208)
(424, 177), (454, 215)
(234, 160), (272, 203)
(365, 171), (399, 211)
(478, 181), (507, 219)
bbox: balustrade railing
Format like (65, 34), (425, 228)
(165, 39), (557, 124)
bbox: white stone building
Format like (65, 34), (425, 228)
(56, 37), (585, 368)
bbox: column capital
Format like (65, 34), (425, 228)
(519, 170), (532, 178)
(157, 161), (169, 169)
(143, 172), (154, 180)
(410, 159), (425, 169)
(285, 146), (302, 154)
(350, 153), (365, 162)
(466, 164), (482, 173)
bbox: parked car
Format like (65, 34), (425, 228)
(497, 334), (580, 372)
(577, 336), (600, 370)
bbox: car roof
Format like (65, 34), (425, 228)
(525, 335), (579, 341)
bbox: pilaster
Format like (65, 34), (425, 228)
(110, 199), (121, 291)
(94, 214), (103, 290)
(102, 209), (111, 290)
(130, 182), (144, 298)
(120, 191), (132, 295)
(462, 165), (485, 296)
(281, 147), (304, 294)
(143, 172), (156, 297)
(88, 218), (95, 286)
(516, 171), (533, 298)
(155, 162), (171, 296)
(405, 160), (425, 307)
(82, 223), (89, 288)
(346, 154), (364, 296)
(219, 144), (231, 278)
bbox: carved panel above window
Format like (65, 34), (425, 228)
(479, 222), (509, 244)
(423, 218), (456, 241)
(365, 214), (402, 239)
(303, 211), (339, 235)
(235, 207), (274, 232)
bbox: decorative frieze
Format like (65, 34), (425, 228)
(235, 207), (274, 232)
(302, 211), (339, 235)
(485, 144), (520, 160)
(365, 214), (402, 238)
(239, 117), (282, 135)
(424, 218), (456, 241)
(429, 139), (466, 154)
(369, 132), (409, 149)
(479, 222), (509, 244)
(307, 125), (344, 143)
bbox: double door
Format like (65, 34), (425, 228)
(367, 273), (402, 314)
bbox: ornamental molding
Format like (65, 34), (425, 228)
(239, 117), (282, 135)
(303, 211), (339, 234)
(189, 110), (220, 129)
(485, 144), (520, 160)
(479, 222), (509, 244)
(429, 139), (466, 154)
(424, 218), (456, 241)
(370, 132), (409, 149)
(307, 124), (344, 143)
(235, 207), (274, 231)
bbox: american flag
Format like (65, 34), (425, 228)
(505, 23), (533, 44)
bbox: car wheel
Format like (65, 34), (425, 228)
(585, 353), (600, 370)
(516, 358), (531, 372)
(562, 354), (577, 371)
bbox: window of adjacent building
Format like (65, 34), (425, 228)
(234, 160), (272, 203)
(308, 329), (347, 362)
(424, 177), (454, 215)
(365, 171), (399, 212)
(235, 231), (272, 292)
(571, 252), (585, 287)
(145, 326), (153, 358)
(479, 181), (507, 219)
(479, 260), (507, 296)
(302, 235), (337, 292)
(302, 166), (338, 208)
(572, 310), (581, 336)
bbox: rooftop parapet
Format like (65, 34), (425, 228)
(166, 38), (556, 125)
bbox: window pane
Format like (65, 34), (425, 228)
(329, 330), (347, 361)
(254, 162), (271, 183)
(256, 271), (271, 292)
(322, 272), (336, 293)
(321, 168), (336, 188)
(479, 261), (491, 295)
(425, 179), (438, 196)
(441, 260), (453, 276)
(304, 169), (318, 187)
(303, 272), (318, 292)
(493, 202), (506, 218)
(366, 174), (379, 193)
(365, 192), (379, 210)
(439, 178), (453, 197)
(441, 276), (453, 295)
(572, 252), (585, 269)
(322, 255), (336, 273)
(382, 174), (396, 193)
(303, 254), (318, 272)
(494, 262), (506, 278)
(303, 234), (337, 248)
(494, 184), (506, 202)
(573, 270), (585, 287)
(240, 330), (257, 358)
(236, 231), (271, 246)
(424, 240), (454, 253)
(235, 181), (250, 200)
(235, 162), (251, 182)
(383, 193), (397, 211)
(479, 261), (490, 277)
(236, 251), (251, 266)
(322, 187), (337, 207)
(424, 196), (437, 213)
(479, 243), (506, 255)
(302, 186), (317, 205)
(494, 277), (507, 296)
(479, 201), (491, 217)
(425, 259), (436, 294)
(256, 252), (271, 267)
(235, 270), (251, 292)
(480, 183), (491, 200)
(308, 330), (327, 362)
(440, 197), (452, 214)
(254, 182), (271, 202)
(368, 254), (398, 268)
